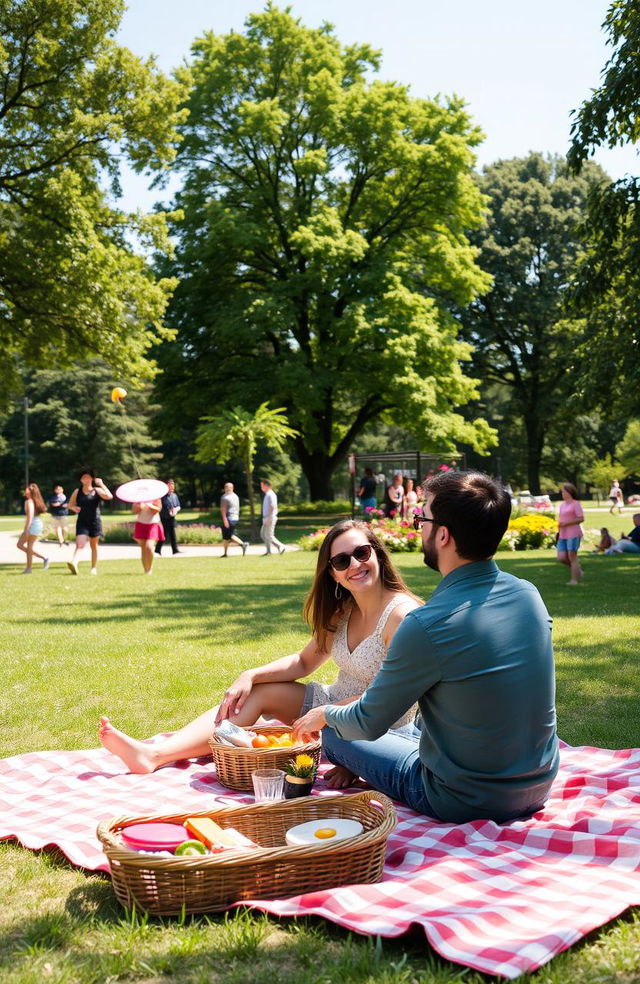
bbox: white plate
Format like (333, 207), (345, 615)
(285, 818), (363, 846)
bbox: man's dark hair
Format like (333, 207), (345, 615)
(260, 479), (272, 487)
(423, 470), (511, 560)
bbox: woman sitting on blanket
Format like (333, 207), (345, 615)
(99, 519), (421, 787)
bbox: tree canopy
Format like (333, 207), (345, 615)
(155, 4), (494, 499)
(0, 361), (161, 507)
(0, 0), (185, 393)
(568, 0), (640, 409)
(458, 153), (606, 494)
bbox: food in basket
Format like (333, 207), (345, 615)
(120, 821), (191, 852)
(214, 720), (256, 747)
(251, 731), (295, 748)
(285, 818), (364, 846)
(185, 816), (258, 853)
(174, 839), (208, 856)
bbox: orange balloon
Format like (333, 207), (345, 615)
(111, 386), (127, 403)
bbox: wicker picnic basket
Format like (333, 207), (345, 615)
(208, 723), (322, 790)
(97, 790), (396, 916)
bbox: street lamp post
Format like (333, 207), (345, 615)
(23, 396), (29, 487)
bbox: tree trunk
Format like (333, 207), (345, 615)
(245, 455), (259, 540)
(297, 448), (336, 501)
(524, 414), (545, 495)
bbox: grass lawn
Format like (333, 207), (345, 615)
(0, 546), (639, 982)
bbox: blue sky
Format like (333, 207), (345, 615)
(116, 0), (638, 210)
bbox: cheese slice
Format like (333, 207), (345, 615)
(184, 817), (257, 852)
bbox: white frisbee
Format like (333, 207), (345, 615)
(116, 479), (169, 503)
(285, 818), (363, 846)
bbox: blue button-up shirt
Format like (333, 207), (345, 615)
(324, 561), (559, 822)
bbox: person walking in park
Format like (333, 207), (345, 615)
(403, 477), (419, 522)
(133, 499), (164, 574)
(357, 467), (377, 513)
(155, 479), (181, 556)
(608, 480), (624, 514)
(47, 483), (69, 546)
(293, 470), (559, 824)
(219, 482), (249, 557)
(556, 483), (584, 585)
(66, 468), (113, 575)
(260, 479), (285, 555)
(98, 520), (421, 785)
(17, 483), (50, 574)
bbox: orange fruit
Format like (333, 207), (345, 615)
(251, 735), (271, 749)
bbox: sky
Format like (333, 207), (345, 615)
(115, 0), (638, 211)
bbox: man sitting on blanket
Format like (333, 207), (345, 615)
(293, 470), (560, 824)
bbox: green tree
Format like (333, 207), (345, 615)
(568, 0), (640, 409)
(0, 0), (185, 393)
(157, 5), (494, 500)
(458, 153), (605, 494)
(583, 454), (620, 501)
(195, 403), (298, 537)
(0, 362), (161, 507)
(615, 420), (640, 479)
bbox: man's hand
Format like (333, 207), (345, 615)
(292, 705), (327, 742)
(215, 672), (254, 724)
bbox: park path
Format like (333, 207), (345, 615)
(0, 528), (297, 566)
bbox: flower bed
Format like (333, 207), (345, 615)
(499, 514), (558, 551)
(299, 517), (422, 553)
(301, 513), (560, 553)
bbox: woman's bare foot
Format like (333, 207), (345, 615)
(98, 716), (160, 774)
(324, 764), (359, 789)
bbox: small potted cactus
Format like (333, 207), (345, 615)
(284, 753), (317, 798)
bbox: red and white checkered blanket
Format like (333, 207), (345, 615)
(1, 739), (639, 978)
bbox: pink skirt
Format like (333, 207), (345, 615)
(134, 521), (165, 542)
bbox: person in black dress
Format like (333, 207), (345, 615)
(155, 479), (181, 556)
(66, 467), (113, 575)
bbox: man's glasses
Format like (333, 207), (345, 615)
(413, 515), (437, 531)
(329, 543), (373, 571)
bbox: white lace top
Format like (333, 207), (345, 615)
(306, 594), (417, 729)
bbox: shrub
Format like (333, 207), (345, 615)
(279, 499), (351, 515)
(101, 523), (222, 545)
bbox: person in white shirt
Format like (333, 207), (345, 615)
(260, 479), (286, 555)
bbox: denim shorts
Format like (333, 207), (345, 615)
(557, 537), (581, 553)
(28, 517), (43, 536)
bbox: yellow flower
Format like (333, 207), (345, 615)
(295, 754), (314, 769)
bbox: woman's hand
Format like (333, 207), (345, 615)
(215, 672), (254, 724)
(292, 705), (327, 742)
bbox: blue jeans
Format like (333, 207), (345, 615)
(322, 725), (437, 817)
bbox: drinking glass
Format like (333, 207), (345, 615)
(251, 768), (285, 802)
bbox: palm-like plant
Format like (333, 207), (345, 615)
(195, 403), (299, 538)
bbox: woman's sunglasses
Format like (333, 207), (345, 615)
(329, 543), (373, 571)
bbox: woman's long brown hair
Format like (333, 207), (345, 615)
(27, 483), (46, 515)
(303, 520), (421, 653)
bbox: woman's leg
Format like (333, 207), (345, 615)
(28, 534), (47, 564)
(98, 681), (307, 774)
(567, 549), (582, 584)
(89, 536), (99, 572)
(136, 538), (155, 573)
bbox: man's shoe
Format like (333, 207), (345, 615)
(42, 557), (50, 571)
(242, 541), (249, 555)
(173, 550), (182, 554)
(67, 560), (78, 575)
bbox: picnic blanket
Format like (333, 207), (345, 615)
(1, 739), (639, 978)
